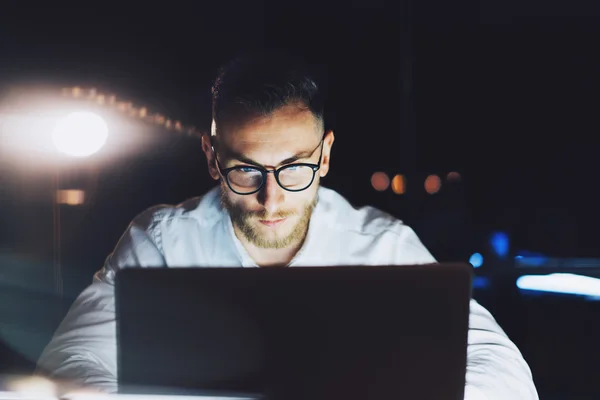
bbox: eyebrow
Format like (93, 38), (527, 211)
(222, 148), (315, 168)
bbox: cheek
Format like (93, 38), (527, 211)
(288, 190), (316, 211)
(226, 189), (259, 212)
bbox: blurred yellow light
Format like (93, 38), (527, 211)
(447, 171), (461, 182)
(371, 172), (390, 191)
(391, 174), (406, 194)
(52, 112), (108, 157)
(56, 190), (86, 205)
(139, 107), (148, 118)
(187, 126), (198, 135)
(116, 101), (132, 112)
(424, 174), (441, 194)
(6, 375), (56, 398)
(52, 111), (108, 157)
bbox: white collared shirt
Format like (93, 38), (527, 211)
(37, 186), (538, 399)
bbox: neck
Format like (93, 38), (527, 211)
(233, 225), (306, 267)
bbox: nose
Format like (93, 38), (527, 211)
(257, 172), (285, 215)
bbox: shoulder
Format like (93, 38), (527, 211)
(96, 187), (225, 282)
(314, 187), (435, 264)
(130, 186), (223, 237)
(317, 187), (412, 240)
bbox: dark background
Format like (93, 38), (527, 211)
(1, 1), (600, 398)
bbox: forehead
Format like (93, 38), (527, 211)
(217, 105), (321, 156)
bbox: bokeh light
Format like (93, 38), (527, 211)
(56, 189), (86, 206)
(391, 174), (406, 194)
(469, 253), (484, 268)
(424, 174), (441, 194)
(6, 375), (56, 398)
(490, 231), (510, 258)
(447, 171), (461, 182)
(371, 172), (390, 191)
(52, 111), (108, 157)
(517, 273), (600, 297)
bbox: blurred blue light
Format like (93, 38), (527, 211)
(472, 276), (490, 289)
(516, 250), (546, 258)
(516, 273), (600, 297)
(515, 250), (550, 267)
(490, 231), (509, 258)
(469, 252), (484, 268)
(517, 257), (550, 267)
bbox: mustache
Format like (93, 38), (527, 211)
(244, 209), (297, 220)
(220, 186), (317, 221)
(222, 196), (297, 220)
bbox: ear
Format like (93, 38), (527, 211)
(201, 134), (220, 181)
(318, 130), (335, 178)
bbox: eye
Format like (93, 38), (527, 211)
(238, 166), (257, 173)
(284, 165), (300, 171)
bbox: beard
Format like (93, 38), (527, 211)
(221, 187), (318, 249)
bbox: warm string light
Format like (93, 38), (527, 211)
(60, 86), (204, 138)
(371, 172), (461, 194)
(371, 172), (390, 191)
(424, 174), (441, 194)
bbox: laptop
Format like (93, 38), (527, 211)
(115, 264), (472, 400)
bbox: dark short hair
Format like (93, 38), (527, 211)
(211, 52), (324, 134)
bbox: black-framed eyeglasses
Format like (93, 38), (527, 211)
(210, 135), (325, 195)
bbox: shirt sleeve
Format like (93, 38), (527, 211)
(396, 226), (539, 400)
(465, 299), (538, 400)
(35, 217), (166, 393)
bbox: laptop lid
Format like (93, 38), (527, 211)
(115, 264), (472, 400)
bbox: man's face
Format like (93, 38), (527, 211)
(202, 104), (334, 249)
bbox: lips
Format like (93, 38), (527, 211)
(258, 218), (286, 227)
